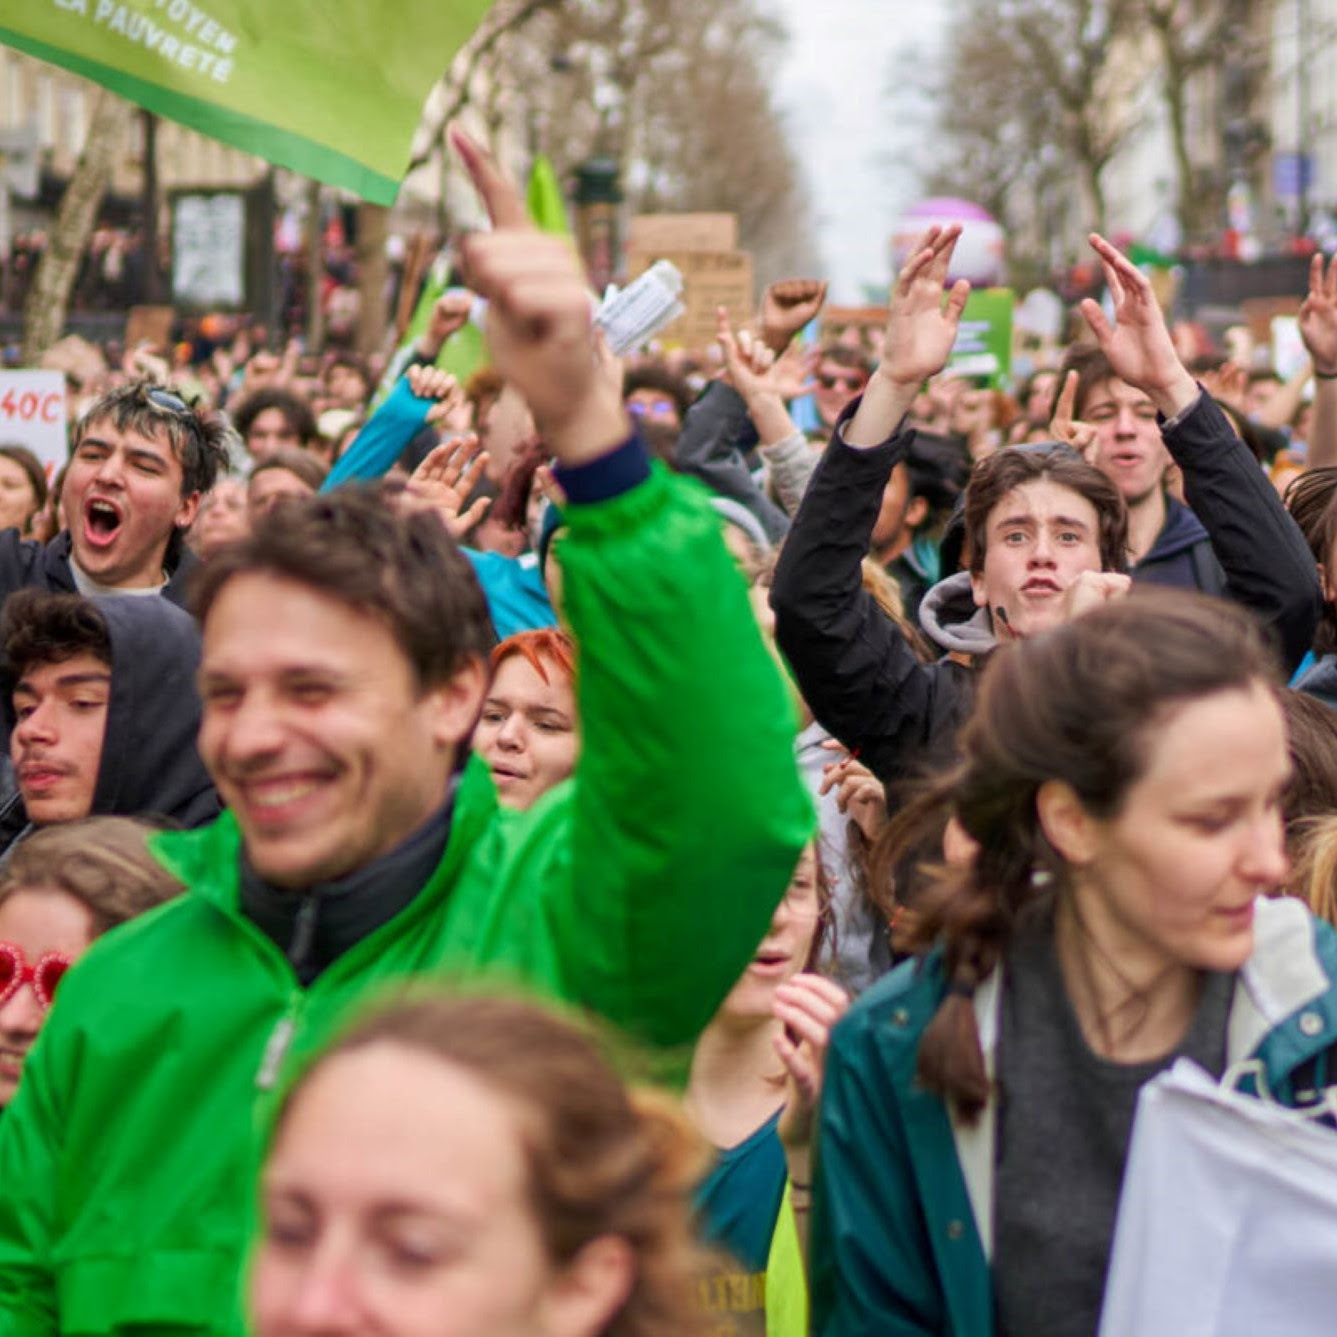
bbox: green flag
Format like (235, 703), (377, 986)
(1, 0), (494, 204)
(526, 153), (570, 236)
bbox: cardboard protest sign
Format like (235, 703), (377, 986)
(627, 214), (738, 255)
(625, 249), (753, 352)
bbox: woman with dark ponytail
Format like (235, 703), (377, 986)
(811, 588), (1337, 1337)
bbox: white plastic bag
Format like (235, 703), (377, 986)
(1099, 1059), (1337, 1337)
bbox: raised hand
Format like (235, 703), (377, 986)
(716, 306), (778, 401)
(819, 741), (887, 842)
(879, 225), (971, 389)
(406, 363), (459, 404)
(760, 278), (828, 354)
(771, 343), (817, 401)
(401, 434), (492, 538)
(405, 364), (471, 434)
(773, 973), (850, 1155)
(426, 291), (474, 350)
(1079, 234), (1197, 416)
(716, 306), (803, 446)
(1048, 369), (1098, 461)
(1199, 360), (1248, 413)
(453, 128), (626, 464)
(125, 341), (171, 387)
(1300, 252), (1337, 377)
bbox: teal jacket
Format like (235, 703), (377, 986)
(810, 896), (1337, 1336)
(0, 463), (813, 1335)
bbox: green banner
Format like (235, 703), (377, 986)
(0, 0), (494, 204)
(948, 288), (1015, 389)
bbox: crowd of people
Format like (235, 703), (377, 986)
(0, 127), (1335, 1336)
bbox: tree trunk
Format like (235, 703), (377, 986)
(140, 110), (163, 303)
(1081, 155), (1108, 238)
(354, 201), (389, 357)
(303, 177), (325, 353)
(1154, 24), (1203, 246)
(21, 89), (131, 365)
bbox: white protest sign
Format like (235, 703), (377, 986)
(172, 191), (245, 308)
(0, 371), (68, 480)
(1272, 315), (1310, 385)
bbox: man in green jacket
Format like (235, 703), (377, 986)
(0, 133), (812, 1335)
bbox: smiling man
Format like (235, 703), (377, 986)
(0, 382), (232, 607)
(0, 133), (811, 1335)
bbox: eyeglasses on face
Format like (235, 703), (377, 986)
(0, 942), (71, 1011)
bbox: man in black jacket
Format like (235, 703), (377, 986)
(772, 228), (1321, 791)
(1055, 342), (1229, 593)
(0, 382), (231, 607)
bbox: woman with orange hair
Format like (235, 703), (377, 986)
(473, 628), (577, 810)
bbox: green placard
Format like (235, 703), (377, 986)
(948, 287), (1015, 389)
(1, 0), (494, 204)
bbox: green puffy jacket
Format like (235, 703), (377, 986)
(0, 465), (813, 1335)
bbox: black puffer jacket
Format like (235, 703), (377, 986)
(772, 391), (1321, 790)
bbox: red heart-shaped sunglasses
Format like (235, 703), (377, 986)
(0, 943), (71, 1011)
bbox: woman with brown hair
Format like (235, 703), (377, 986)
(810, 589), (1337, 1337)
(0, 445), (48, 538)
(250, 993), (711, 1337)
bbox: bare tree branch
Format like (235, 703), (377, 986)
(406, 0), (561, 173)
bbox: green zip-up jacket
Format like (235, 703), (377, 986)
(810, 896), (1337, 1336)
(0, 464), (813, 1335)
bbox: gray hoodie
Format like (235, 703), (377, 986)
(916, 570), (997, 658)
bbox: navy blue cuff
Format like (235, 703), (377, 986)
(553, 430), (652, 504)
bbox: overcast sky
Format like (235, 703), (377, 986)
(767, 0), (948, 302)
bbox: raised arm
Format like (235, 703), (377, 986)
(672, 307), (814, 542)
(1081, 234), (1321, 669)
(671, 377), (792, 543)
(322, 364), (466, 489)
(1300, 252), (1337, 471)
(771, 227), (973, 785)
(456, 130), (812, 1049)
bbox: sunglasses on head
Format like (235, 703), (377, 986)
(817, 372), (866, 392)
(145, 387), (193, 417)
(0, 943), (71, 1011)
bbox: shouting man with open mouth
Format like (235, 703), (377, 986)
(0, 382), (232, 608)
